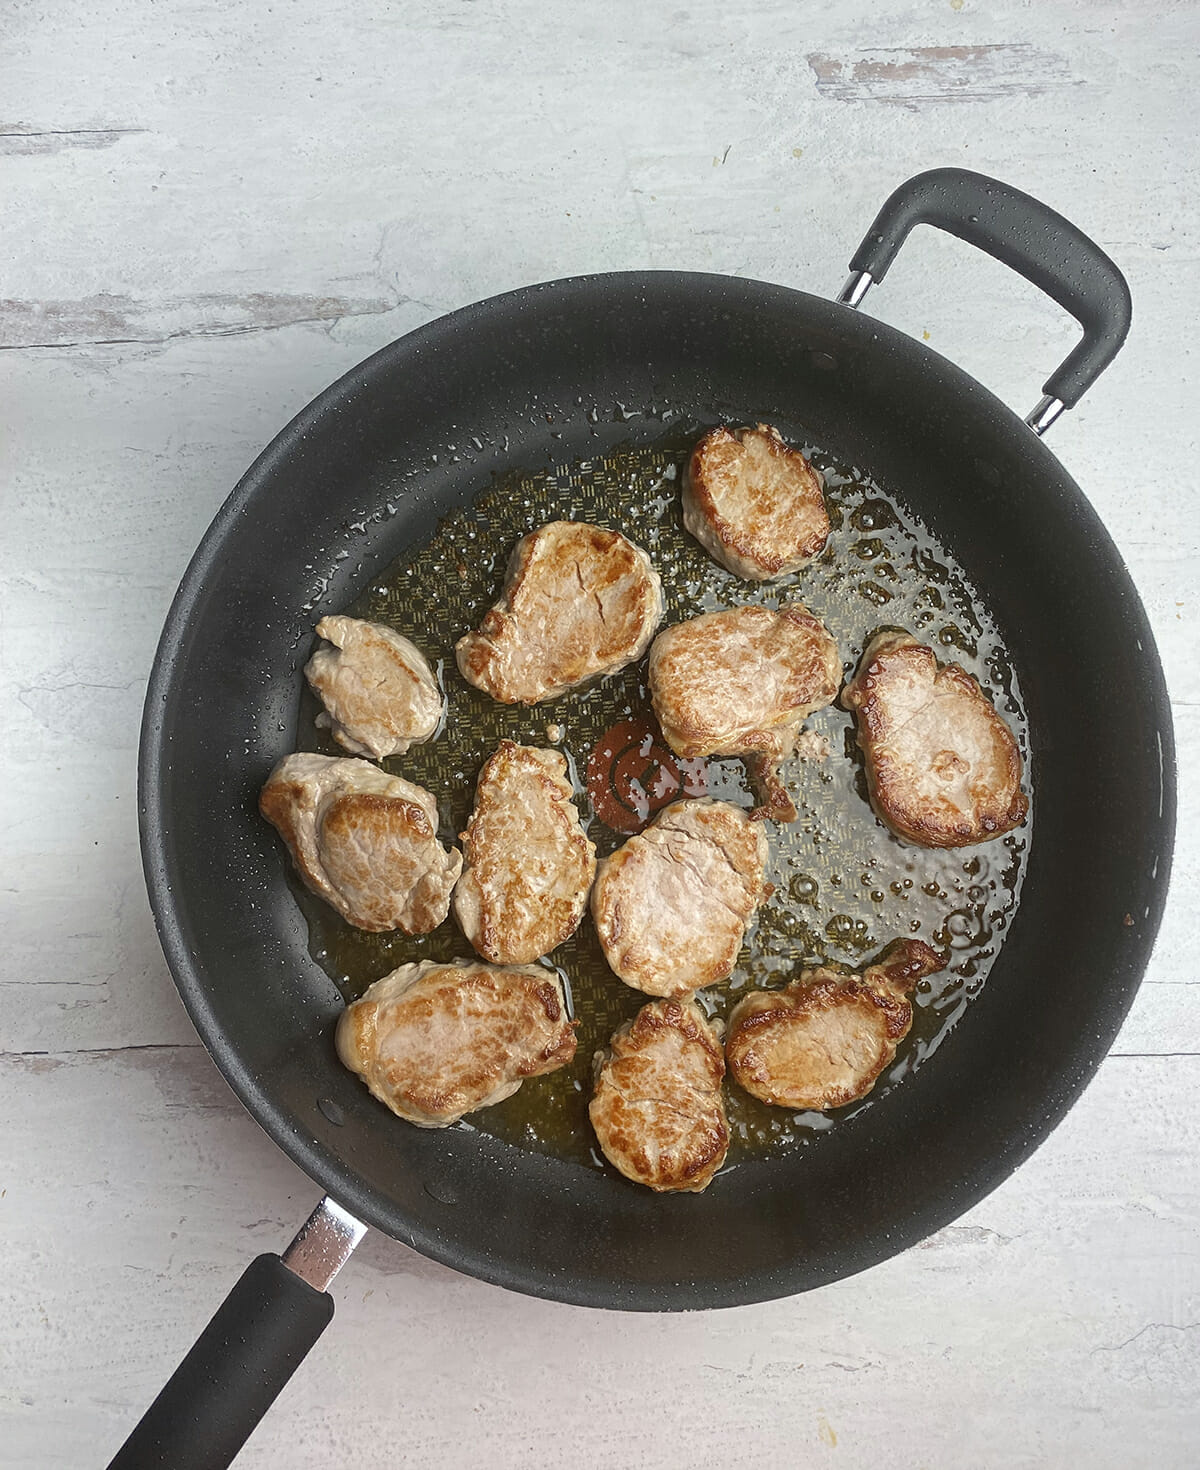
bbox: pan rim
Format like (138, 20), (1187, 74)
(138, 268), (1176, 1309)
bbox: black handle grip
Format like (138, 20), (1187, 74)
(848, 168), (1131, 408)
(108, 1254), (334, 1470)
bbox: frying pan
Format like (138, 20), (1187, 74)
(114, 171), (1174, 1468)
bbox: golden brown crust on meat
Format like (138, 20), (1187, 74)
(453, 741), (596, 964)
(304, 615), (442, 759)
(868, 936), (946, 991)
(336, 959), (577, 1127)
(258, 777), (310, 866)
(589, 999), (729, 1192)
(323, 791), (433, 844)
(649, 604), (841, 759)
(454, 521), (664, 704)
(648, 603), (840, 821)
(590, 798), (769, 996)
(317, 793), (447, 934)
(682, 424), (830, 579)
(744, 753), (799, 823)
(725, 939), (946, 1110)
(843, 632), (1028, 848)
(259, 753), (461, 933)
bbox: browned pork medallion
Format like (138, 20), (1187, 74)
(683, 423), (830, 579)
(453, 741), (596, 964)
(455, 520), (664, 704)
(725, 939), (946, 1110)
(590, 999), (729, 1193)
(336, 959), (577, 1127)
(590, 797), (769, 997)
(304, 614), (443, 760)
(843, 631), (1028, 847)
(649, 603), (841, 820)
(259, 753), (461, 933)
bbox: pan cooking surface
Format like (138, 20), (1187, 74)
(141, 270), (1170, 1304)
(289, 430), (1031, 1170)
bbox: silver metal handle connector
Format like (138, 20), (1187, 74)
(837, 270), (873, 308)
(281, 1197), (367, 1292)
(1024, 394), (1066, 436)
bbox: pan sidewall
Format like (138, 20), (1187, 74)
(139, 272), (1175, 1309)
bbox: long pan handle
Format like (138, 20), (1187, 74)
(108, 1199), (365, 1470)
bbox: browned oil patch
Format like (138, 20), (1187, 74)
(293, 440), (1031, 1171)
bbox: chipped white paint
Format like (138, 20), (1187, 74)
(0, 291), (400, 350)
(2, 0), (1198, 1465)
(807, 45), (1078, 106)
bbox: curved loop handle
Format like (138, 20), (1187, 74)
(842, 168), (1132, 430)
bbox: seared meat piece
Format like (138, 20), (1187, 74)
(453, 741), (596, 964)
(725, 939), (945, 1110)
(589, 999), (729, 1193)
(455, 521), (663, 704)
(843, 631), (1028, 847)
(304, 615), (442, 760)
(648, 604), (841, 820)
(336, 959), (576, 1127)
(259, 753), (461, 933)
(590, 798), (768, 997)
(683, 424), (830, 579)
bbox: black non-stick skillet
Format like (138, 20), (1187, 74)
(113, 171), (1174, 1468)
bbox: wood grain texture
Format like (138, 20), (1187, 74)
(0, 291), (400, 348)
(807, 45), (1077, 106)
(3, 1045), (1197, 1468)
(0, 124), (148, 158)
(2, 0), (1198, 1463)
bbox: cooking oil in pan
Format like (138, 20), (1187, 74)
(293, 439), (1031, 1169)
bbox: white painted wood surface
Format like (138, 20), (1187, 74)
(3, 0), (1198, 1464)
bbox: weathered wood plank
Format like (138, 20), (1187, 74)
(807, 45), (1079, 107)
(3, 0), (1199, 1461)
(0, 124), (148, 158)
(0, 291), (399, 349)
(0, 1044), (1194, 1468)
